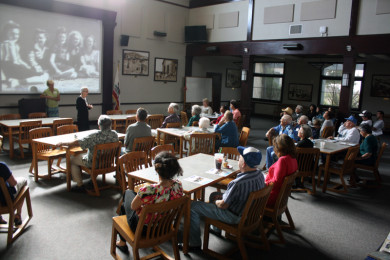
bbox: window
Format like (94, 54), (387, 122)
(319, 63), (364, 109)
(252, 63), (284, 102)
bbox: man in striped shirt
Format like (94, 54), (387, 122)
(187, 146), (265, 249)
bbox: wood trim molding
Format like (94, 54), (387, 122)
(190, 0), (243, 8)
(155, 0), (189, 8)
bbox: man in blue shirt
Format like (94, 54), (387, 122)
(186, 146), (265, 249)
(214, 110), (239, 149)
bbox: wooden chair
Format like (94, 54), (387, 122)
(264, 171), (298, 244)
(212, 147), (240, 192)
(57, 124), (78, 135)
(146, 114), (164, 129)
(166, 122), (181, 128)
(318, 146), (360, 193)
(118, 151), (149, 193)
(132, 136), (156, 166)
(0, 114), (21, 151)
(28, 112), (47, 119)
(355, 142), (387, 187)
(203, 185), (273, 260)
(151, 144), (175, 161)
(239, 127), (250, 146)
(0, 113), (21, 120)
(192, 121), (199, 126)
(107, 110), (123, 115)
(29, 127), (66, 181)
(188, 133), (216, 156)
(52, 118), (73, 135)
(125, 116), (137, 130)
(111, 196), (188, 260)
(292, 148), (320, 195)
(80, 141), (122, 196)
(0, 135), (2, 152)
(180, 111), (188, 126)
(125, 109), (137, 114)
(162, 122), (182, 150)
(13, 120), (42, 158)
(0, 178), (33, 247)
(236, 114), (246, 131)
(321, 126), (334, 138)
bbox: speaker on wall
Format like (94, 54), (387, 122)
(120, 35), (129, 46)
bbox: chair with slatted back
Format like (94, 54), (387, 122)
(107, 110), (123, 115)
(146, 114), (164, 129)
(111, 196), (188, 260)
(13, 120), (42, 158)
(125, 109), (137, 114)
(55, 124), (79, 169)
(318, 146), (360, 193)
(292, 148), (320, 195)
(29, 127), (67, 181)
(132, 136), (156, 166)
(151, 144), (175, 161)
(125, 116), (137, 130)
(321, 126), (334, 138)
(52, 118), (73, 135)
(212, 147), (240, 192)
(0, 114), (22, 152)
(80, 141), (122, 196)
(0, 178), (33, 247)
(118, 151), (149, 193)
(161, 122), (182, 150)
(264, 171), (298, 244)
(28, 112), (47, 119)
(192, 121), (199, 127)
(355, 142), (387, 186)
(203, 185), (273, 260)
(180, 111), (188, 126)
(189, 133), (216, 156)
(239, 127), (250, 146)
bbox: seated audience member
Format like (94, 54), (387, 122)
(213, 105), (228, 125)
(185, 117), (212, 154)
(292, 105), (303, 122)
(297, 124), (313, 148)
(328, 107), (337, 124)
(372, 110), (384, 139)
(311, 118), (321, 139)
(359, 110), (373, 126)
(215, 111), (239, 149)
(265, 134), (298, 207)
(328, 115), (360, 144)
(350, 124), (378, 184)
(188, 146), (265, 248)
(187, 105), (201, 127)
(57, 115), (119, 191)
(280, 107), (293, 117)
(201, 98), (213, 115)
(115, 152), (183, 253)
(306, 104), (318, 121)
(320, 110), (334, 137)
(315, 106), (324, 120)
(293, 115), (309, 142)
(122, 108), (152, 154)
(230, 99), (241, 124)
(161, 103), (181, 128)
(0, 162), (28, 226)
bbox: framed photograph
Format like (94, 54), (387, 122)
(154, 58), (178, 82)
(371, 75), (390, 98)
(226, 68), (241, 88)
(122, 49), (149, 76)
(288, 83), (313, 101)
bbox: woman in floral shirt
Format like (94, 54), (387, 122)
(116, 151), (183, 253)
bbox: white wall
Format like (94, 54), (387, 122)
(357, 0), (390, 35)
(252, 0), (352, 40)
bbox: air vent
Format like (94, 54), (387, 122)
(289, 24), (302, 35)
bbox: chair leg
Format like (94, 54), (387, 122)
(19, 142), (25, 159)
(284, 207), (295, 230)
(237, 234), (248, 260)
(29, 162), (34, 174)
(258, 223), (270, 251)
(88, 175), (100, 196)
(48, 159), (52, 179)
(57, 157), (62, 168)
(6, 212), (15, 247)
(132, 247), (140, 260)
(171, 236), (181, 260)
(373, 169), (382, 183)
(110, 225), (120, 260)
(317, 168), (323, 187)
(272, 215), (285, 244)
(203, 222), (210, 251)
(311, 174), (316, 195)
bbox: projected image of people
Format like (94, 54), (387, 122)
(0, 4), (102, 94)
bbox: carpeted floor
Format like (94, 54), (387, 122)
(1, 116), (389, 260)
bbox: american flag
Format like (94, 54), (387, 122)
(112, 63), (120, 110)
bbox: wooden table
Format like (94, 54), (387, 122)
(127, 153), (240, 254)
(0, 117), (71, 159)
(313, 139), (358, 192)
(156, 126), (216, 158)
(32, 130), (125, 190)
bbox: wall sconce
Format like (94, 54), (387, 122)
(241, 69), (247, 81)
(342, 73), (350, 86)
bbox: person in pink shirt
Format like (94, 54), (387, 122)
(230, 99), (241, 124)
(265, 134), (298, 207)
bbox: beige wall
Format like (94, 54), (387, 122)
(357, 0), (390, 35)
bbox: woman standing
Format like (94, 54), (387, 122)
(41, 80), (60, 117)
(76, 86), (93, 131)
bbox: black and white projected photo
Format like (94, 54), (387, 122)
(0, 4), (102, 94)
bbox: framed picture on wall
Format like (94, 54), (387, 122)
(226, 68), (241, 88)
(154, 58), (178, 82)
(122, 49), (149, 76)
(288, 83), (313, 101)
(371, 75), (390, 98)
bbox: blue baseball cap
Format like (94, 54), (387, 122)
(237, 146), (262, 168)
(344, 115), (357, 125)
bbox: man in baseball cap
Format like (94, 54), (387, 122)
(187, 146), (265, 249)
(359, 110), (373, 127)
(328, 115), (360, 144)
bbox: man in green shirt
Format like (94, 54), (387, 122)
(40, 80), (60, 117)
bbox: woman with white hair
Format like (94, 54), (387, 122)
(161, 103), (180, 128)
(184, 117), (212, 154)
(201, 98), (213, 115)
(187, 105), (202, 126)
(297, 124), (313, 148)
(76, 86), (93, 131)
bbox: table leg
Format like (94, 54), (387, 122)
(322, 154), (331, 193)
(179, 137), (183, 158)
(66, 148), (72, 191)
(157, 130), (161, 145)
(182, 194), (191, 254)
(128, 176), (135, 190)
(8, 127), (14, 159)
(32, 142), (38, 182)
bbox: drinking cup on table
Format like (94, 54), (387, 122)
(214, 153), (223, 170)
(320, 141), (326, 149)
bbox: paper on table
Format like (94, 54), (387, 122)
(205, 168), (230, 176)
(184, 175), (214, 185)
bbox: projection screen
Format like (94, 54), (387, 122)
(0, 3), (102, 94)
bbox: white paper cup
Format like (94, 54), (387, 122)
(320, 142), (326, 149)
